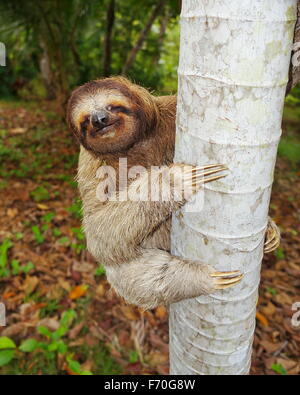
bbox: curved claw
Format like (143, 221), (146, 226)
(264, 217), (280, 254)
(210, 270), (243, 290)
(184, 164), (228, 185)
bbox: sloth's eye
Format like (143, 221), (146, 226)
(107, 105), (128, 113)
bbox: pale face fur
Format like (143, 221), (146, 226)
(70, 91), (139, 154)
(67, 77), (158, 156)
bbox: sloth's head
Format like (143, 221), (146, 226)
(67, 77), (159, 155)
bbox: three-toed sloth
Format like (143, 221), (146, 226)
(67, 77), (280, 310)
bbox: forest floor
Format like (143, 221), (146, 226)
(0, 99), (299, 375)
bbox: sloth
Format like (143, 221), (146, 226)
(67, 76), (280, 310)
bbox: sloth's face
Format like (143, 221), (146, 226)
(68, 78), (156, 155)
(70, 91), (138, 154)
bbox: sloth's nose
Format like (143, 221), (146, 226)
(91, 111), (109, 129)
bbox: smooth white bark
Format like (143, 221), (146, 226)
(169, 0), (297, 375)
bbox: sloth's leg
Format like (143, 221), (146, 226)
(105, 248), (243, 310)
(264, 217), (280, 253)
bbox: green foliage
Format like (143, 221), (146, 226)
(275, 247), (285, 260)
(0, 0), (181, 100)
(0, 337), (17, 367)
(68, 198), (83, 219)
(278, 137), (300, 167)
(128, 350), (139, 363)
(0, 239), (13, 277)
(271, 363), (287, 375)
(30, 186), (50, 202)
(0, 310), (93, 375)
(31, 225), (45, 244)
(95, 265), (106, 276)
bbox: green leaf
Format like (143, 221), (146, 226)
(37, 325), (52, 338)
(0, 336), (16, 349)
(275, 247), (285, 260)
(11, 259), (20, 275)
(128, 350), (139, 363)
(67, 358), (81, 374)
(57, 340), (67, 354)
(47, 341), (58, 352)
(0, 239), (13, 268)
(0, 350), (15, 366)
(60, 309), (76, 327)
(271, 363), (288, 375)
(42, 212), (55, 223)
(31, 225), (45, 244)
(22, 261), (35, 274)
(95, 265), (106, 276)
(19, 338), (39, 352)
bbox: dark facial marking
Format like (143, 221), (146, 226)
(107, 105), (132, 115)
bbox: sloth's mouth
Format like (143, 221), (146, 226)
(93, 121), (117, 136)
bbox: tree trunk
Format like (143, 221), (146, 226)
(121, 0), (166, 75)
(169, 0), (297, 375)
(152, 8), (169, 70)
(286, 0), (300, 94)
(39, 40), (56, 100)
(103, 0), (115, 77)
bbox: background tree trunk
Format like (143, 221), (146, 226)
(39, 40), (56, 100)
(103, 0), (115, 77)
(121, 0), (166, 75)
(287, 0), (300, 94)
(169, 0), (297, 375)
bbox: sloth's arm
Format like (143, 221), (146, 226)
(82, 163), (226, 265)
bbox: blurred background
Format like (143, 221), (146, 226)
(0, 0), (299, 375)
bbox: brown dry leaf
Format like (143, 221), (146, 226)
(10, 127), (27, 135)
(22, 276), (39, 295)
(261, 302), (277, 317)
(37, 317), (60, 331)
(69, 284), (88, 300)
(119, 305), (140, 321)
(1, 323), (28, 337)
(256, 311), (269, 327)
(260, 340), (285, 353)
(73, 261), (94, 273)
(6, 208), (18, 218)
(68, 321), (85, 339)
(276, 357), (299, 372)
(95, 283), (106, 297)
(155, 306), (167, 320)
(57, 278), (71, 292)
(275, 292), (294, 305)
(37, 203), (50, 210)
(147, 351), (168, 367)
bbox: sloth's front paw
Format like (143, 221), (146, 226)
(264, 217), (280, 254)
(210, 270), (243, 290)
(171, 163), (228, 202)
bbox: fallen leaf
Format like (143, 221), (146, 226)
(22, 276), (39, 295)
(261, 302), (277, 317)
(260, 340), (285, 353)
(155, 306), (167, 320)
(37, 204), (49, 210)
(10, 127), (27, 135)
(119, 305), (140, 321)
(69, 284), (88, 300)
(256, 311), (269, 327)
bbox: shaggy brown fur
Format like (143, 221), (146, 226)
(67, 76), (277, 310)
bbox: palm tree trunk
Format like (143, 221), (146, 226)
(169, 0), (297, 375)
